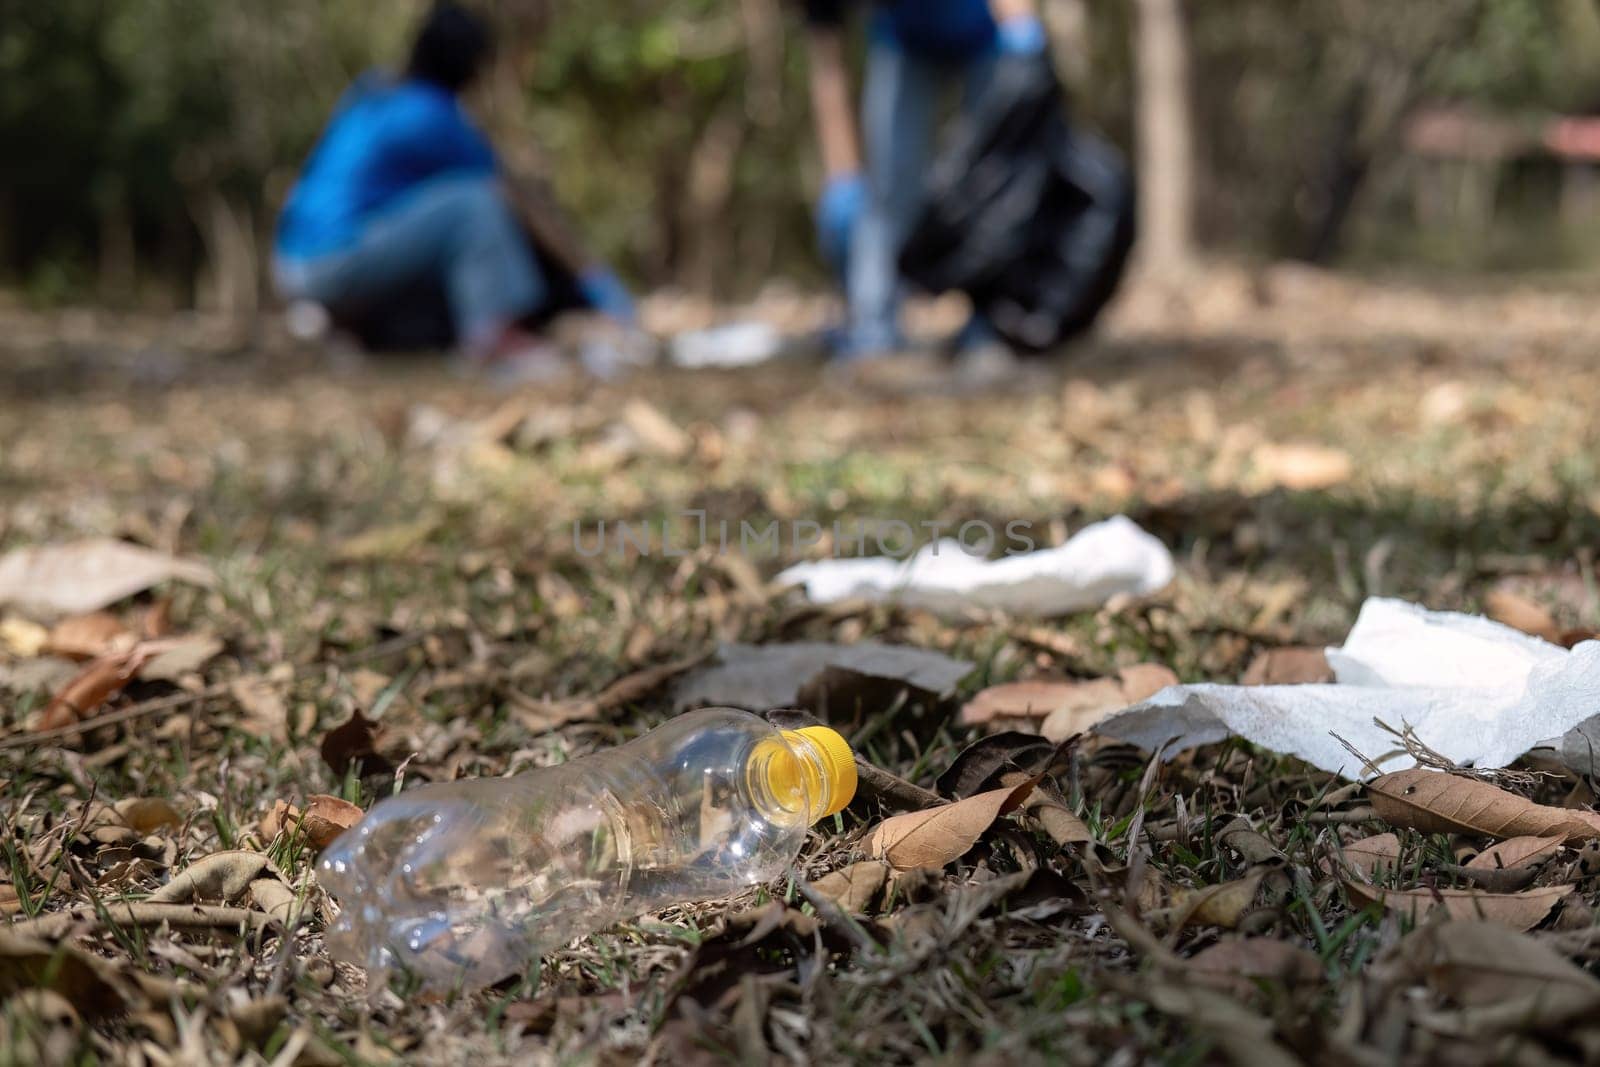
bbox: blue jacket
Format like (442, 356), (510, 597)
(276, 75), (497, 259)
(805, 0), (997, 60)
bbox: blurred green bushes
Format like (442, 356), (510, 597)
(1, 0), (1598, 309)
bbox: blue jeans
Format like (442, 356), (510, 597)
(274, 174), (545, 350)
(846, 44), (996, 356)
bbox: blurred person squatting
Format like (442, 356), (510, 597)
(802, 0), (1046, 360)
(272, 3), (635, 376)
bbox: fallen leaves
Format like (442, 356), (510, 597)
(1240, 646), (1333, 685)
(1343, 881), (1571, 931)
(1165, 869), (1268, 932)
(808, 861), (890, 913)
(42, 611), (132, 660)
(1335, 832), (1402, 880)
(1402, 921), (1600, 1030)
(0, 930), (132, 1020)
(1466, 834), (1564, 872)
(1484, 589), (1561, 644)
(1367, 769), (1600, 844)
(866, 777), (1040, 871)
(38, 645), (157, 731)
(1187, 938), (1324, 1000)
(319, 710), (395, 778)
(0, 539), (213, 618)
(35, 635), (222, 731)
(675, 641), (973, 715)
(260, 795), (364, 851)
(960, 665), (1178, 741)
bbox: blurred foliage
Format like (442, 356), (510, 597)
(1, 0), (1599, 307)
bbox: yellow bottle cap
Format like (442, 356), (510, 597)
(767, 726), (858, 821)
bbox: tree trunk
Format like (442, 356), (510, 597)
(1132, 0), (1194, 278)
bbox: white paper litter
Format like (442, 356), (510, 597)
(775, 516), (1175, 617)
(669, 323), (783, 369)
(1095, 597), (1600, 778)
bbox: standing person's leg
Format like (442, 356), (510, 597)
(279, 174), (546, 355)
(845, 43), (942, 357)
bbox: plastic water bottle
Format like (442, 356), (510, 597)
(317, 708), (856, 990)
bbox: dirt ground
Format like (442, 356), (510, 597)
(3, 265), (1600, 1065)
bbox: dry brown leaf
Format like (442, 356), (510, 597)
(248, 878), (302, 924)
(37, 647), (150, 730)
(138, 634), (223, 682)
(1250, 442), (1353, 491)
(867, 778), (1039, 871)
(1368, 769), (1600, 844)
(1343, 881), (1571, 930)
(808, 861), (890, 913)
(962, 666), (1177, 739)
(1484, 589), (1560, 644)
(1466, 834), (1564, 872)
(114, 797), (183, 835)
(141, 598), (173, 639)
(0, 538), (214, 618)
(1403, 921), (1600, 1028)
(0, 929), (132, 1020)
(1336, 832), (1402, 880)
(148, 851), (269, 904)
(1021, 667), (1178, 742)
(1240, 647), (1334, 685)
(0, 884), (26, 917)
(320, 710), (395, 778)
(259, 799), (296, 841)
(1167, 869), (1267, 932)
(42, 612), (131, 660)
(301, 794), (364, 850)
(231, 676), (288, 741)
(1025, 793), (1093, 846)
(1188, 938), (1323, 999)
(961, 680), (1086, 725)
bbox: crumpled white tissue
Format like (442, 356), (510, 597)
(1095, 597), (1600, 778)
(775, 515), (1175, 617)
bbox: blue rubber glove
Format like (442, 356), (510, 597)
(996, 14), (1048, 56)
(578, 267), (637, 326)
(815, 172), (867, 276)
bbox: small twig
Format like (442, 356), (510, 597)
(1304, 806), (1378, 825)
(2, 683), (230, 750)
(11, 901), (277, 940)
(1329, 731), (1389, 779)
(1373, 718), (1548, 791)
(854, 760), (943, 812)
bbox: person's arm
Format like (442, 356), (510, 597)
(806, 23), (861, 180)
(803, 17), (866, 271)
(502, 175), (636, 325)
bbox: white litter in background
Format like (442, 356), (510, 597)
(775, 516), (1175, 618)
(1095, 597), (1600, 778)
(669, 323), (784, 369)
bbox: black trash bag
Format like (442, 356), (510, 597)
(899, 54), (1135, 354)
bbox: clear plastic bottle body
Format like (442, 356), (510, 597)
(318, 708), (837, 990)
